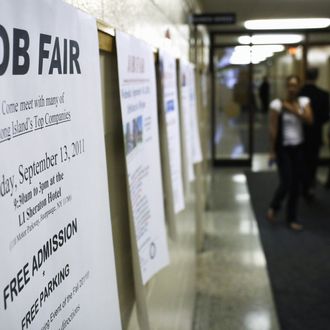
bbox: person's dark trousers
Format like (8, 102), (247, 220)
(270, 145), (303, 222)
(303, 141), (320, 194)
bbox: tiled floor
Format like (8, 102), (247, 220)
(193, 159), (280, 330)
(194, 100), (330, 329)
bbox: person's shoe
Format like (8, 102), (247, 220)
(288, 222), (303, 231)
(266, 208), (276, 223)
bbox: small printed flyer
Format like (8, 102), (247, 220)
(188, 64), (203, 164)
(0, 0), (121, 329)
(159, 49), (185, 214)
(180, 61), (195, 181)
(179, 61), (203, 184)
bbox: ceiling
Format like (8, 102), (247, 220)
(199, 0), (330, 30)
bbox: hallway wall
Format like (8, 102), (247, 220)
(62, 0), (207, 329)
(270, 46), (330, 97)
(65, 0), (202, 60)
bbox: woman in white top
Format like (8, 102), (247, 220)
(267, 75), (313, 231)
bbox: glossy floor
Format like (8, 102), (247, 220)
(193, 158), (280, 330)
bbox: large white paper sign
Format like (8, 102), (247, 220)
(0, 1), (121, 329)
(159, 50), (185, 214)
(116, 31), (169, 284)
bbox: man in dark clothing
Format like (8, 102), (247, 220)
(300, 68), (330, 198)
(259, 76), (270, 113)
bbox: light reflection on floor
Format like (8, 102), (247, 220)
(244, 310), (271, 330)
(235, 192), (250, 202)
(239, 219), (259, 236)
(215, 112), (248, 160)
(193, 166), (280, 330)
(215, 111), (272, 161)
(232, 174), (247, 183)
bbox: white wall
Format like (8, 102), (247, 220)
(307, 46), (330, 90)
(64, 0), (203, 60)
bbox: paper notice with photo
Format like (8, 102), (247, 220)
(116, 31), (170, 284)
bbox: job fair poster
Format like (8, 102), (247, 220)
(159, 49), (185, 214)
(0, 1), (121, 329)
(116, 31), (169, 284)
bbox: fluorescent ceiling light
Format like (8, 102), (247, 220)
(230, 47), (267, 65)
(230, 45), (285, 65)
(245, 18), (330, 30)
(238, 34), (303, 44)
(252, 45), (285, 52)
(230, 57), (250, 65)
(235, 45), (284, 56)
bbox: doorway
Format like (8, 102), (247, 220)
(211, 45), (253, 166)
(210, 30), (330, 168)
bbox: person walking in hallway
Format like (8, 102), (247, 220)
(267, 75), (313, 231)
(299, 68), (330, 199)
(259, 76), (270, 113)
